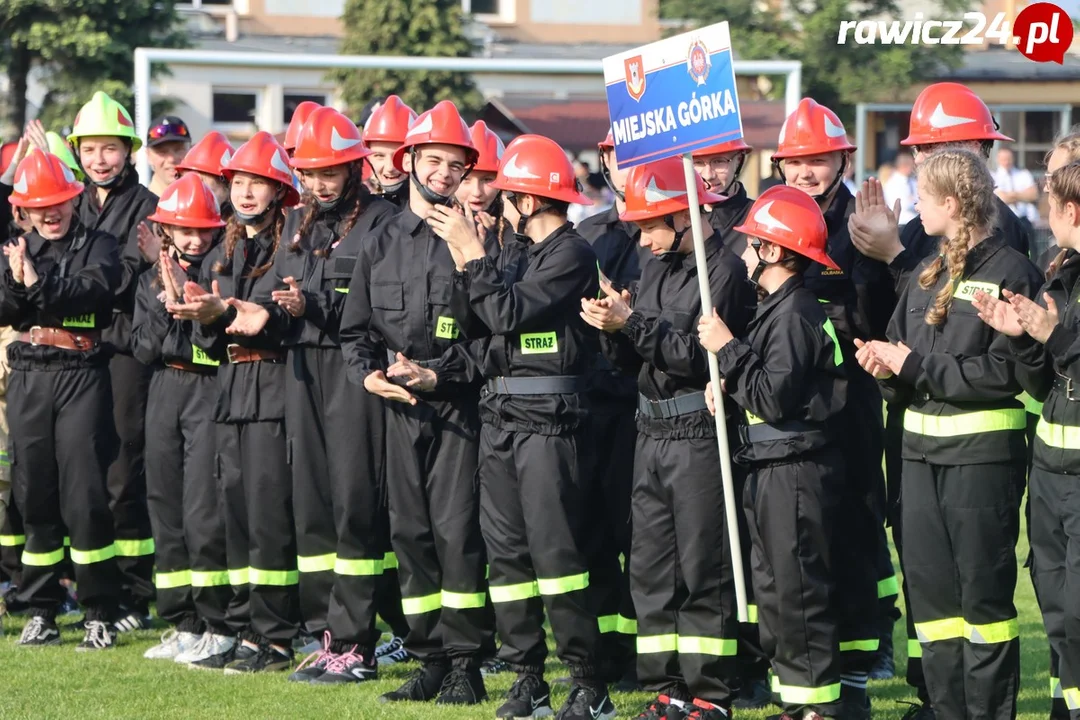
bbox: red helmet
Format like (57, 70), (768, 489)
(176, 132), (235, 177)
(392, 100), (478, 172)
(902, 82), (1012, 146)
(146, 173), (225, 229)
(469, 121), (505, 174)
(224, 131), (300, 207)
(0, 142), (18, 177)
(291, 107), (370, 169)
(771, 99), (856, 160)
(283, 101), (322, 152)
(598, 129), (614, 151)
(692, 137), (753, 158)
(734, 185), (838, 270)
(363, 95), (418, 146)
(620, 157), (725, 223)
(9, 149), (84, 208)
(491, 134), (591, 205)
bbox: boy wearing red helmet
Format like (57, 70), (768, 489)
(692, 138), (755, 245)
(698, 185), (848, 720)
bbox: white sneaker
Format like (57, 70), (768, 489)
(144, 629), (201, 660)
(375, 635), (409, 665)
(176, 632), (236, 665)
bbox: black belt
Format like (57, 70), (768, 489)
(1053, 374), (1080, 401)
(741, 420), (818, 444)
(484, 376), (583, 395)
(637, 392), (708, 420)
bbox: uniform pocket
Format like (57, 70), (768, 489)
(429, 276), (452, 306)
(371, 282), (405, 310)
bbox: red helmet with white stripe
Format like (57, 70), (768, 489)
(620, 157), (724, 222)
(902, 82), (1012, 146)
(225, 131), (300, 207)
(290, 107), (371, 169)
(469, 121), (505, 174)
(771, 99), (855, 159)
(735, 185), (838, 270)
(491, 134), (591, 205)
(392, 101), (478, 172)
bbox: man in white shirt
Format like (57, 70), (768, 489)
(883, 151), (918, 226)
(992, 147), (1039, 228)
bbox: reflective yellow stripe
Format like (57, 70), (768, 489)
(915, 617), (964, 642)
(249, 568), (299, 586)
(334, 557), (384, 576)
(1051, 676), (1063, 699)
(840, 638), (880, 652)
(907, 638), (923, 658)
(536, 572), (588, 596)
(598, 614), (618, 633)
(677, 636), (738, 656)
(1020, 391), (1044, 416)
(114, 538), (155, 557)
(334, 288), (349, 294)
(229, 568), (250, 585)
(877, 575), (899, 599)
(442, 589), (487, 609)
(617, 615), (637, 634)
(822, 318), (843, 366)
(383, 552), (399, 570)
(637, 634), (678, 654)
(22, 547), (65, 566)
(70, 543), (117, 565)
(402, 592), (442, 615)
(297, 553), (336, 573)
(771, 676), (842, 704)
(64, 537), (70, 547)
(1065, 687), (1080, 710)
(1037, 418), (1080, 450)
(0, 534), (26, 546)
(746, 603), (758, 624)
(903, 408), (1026, 437)
(155, 569), (192, 589)
(489, 580), (539, 603)
(964, 618), (1019, 644)
(191, 570), (231, 587)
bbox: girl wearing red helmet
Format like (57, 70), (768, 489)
(856, 149), (1042, 720)
(362, 95), (418, 207)
(4, 149), (123, 651)
(131, 174), (230, 663)
(176, 132), (236, 215)
(698, 185), (848, 720)
(167, 131), (301, 674)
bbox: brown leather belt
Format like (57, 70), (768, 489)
(17, 326), (99, 352)
(166, 360), (215, 374)
(226, 344), (283, 364)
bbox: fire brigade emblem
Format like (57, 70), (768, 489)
(687, 40), (711, 86)
(625, 55), (646, 102)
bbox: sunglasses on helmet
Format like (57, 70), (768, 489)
(148, 122), (190, 141)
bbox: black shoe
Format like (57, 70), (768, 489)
(436, 666), (488, 705)
(192, 639), (257, 671)
(113, 610), (151, 633)
(612, 668), (643, 693)
(76, 620), (115, 651)
(224, 643), (293, 674)
(900, 702), (936, 720)
(311, 649), (377, 685)
(482, 656), (513, 676)
(496, 674), (553, 719)
(379, 662), (450, 703)
(556, 683), (615, 720)
(842, 696), (872, 720)
(733, 676), (771, 709)
(17, 615), (61, 647)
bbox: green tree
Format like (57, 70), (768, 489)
(333, 0), (483, 121)
(0, 0), (187, 135)
(659, 0), (968, 125)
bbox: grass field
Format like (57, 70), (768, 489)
(0, 529), (1056, 720)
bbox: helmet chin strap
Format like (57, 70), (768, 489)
(661, 215), (689, 255)
(599, 152), (625, 202)
(89, 162), (128, 189)
(812, 153), (848, 205)
(509, 194), (555, 236)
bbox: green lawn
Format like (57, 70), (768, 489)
(0, 529), (1055, 720)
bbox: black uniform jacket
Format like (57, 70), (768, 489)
(706, 181), (753, 257)
(602, 232), (754, 440)
(0, 221), (120, 370)
(131, 251), (218, 370)
(881, 235), (1042, 465)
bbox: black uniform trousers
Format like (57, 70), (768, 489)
(145, 368), (229, 633)
(106, 352), (155, 610)
(584, 399), (637, 682)
(385, 397), (489, 666)
(289, 347), (385, 652)
(1029, 467), (1080, 716)
(746, 447), (844, 717)
(480, 423), (601, 677)
(217, 419), (299, 645)
(1, 499), (24, 585)
(903, 460), (1022, 720)
(631, 433), (738, 705)
(10, 366), (121, 620)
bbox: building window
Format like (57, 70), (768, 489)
(998, 110), (1057, 172)
(265, 0), (344, 16)
(213, 91), (258, 125)
(181, 0), (234, 8)
(463, 0), (514, 21)
(284, 94), (328, 125)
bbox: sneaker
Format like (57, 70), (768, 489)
(481, 656), (513, 676)
(224, 643), (293, 674)
(288, 631), (334, 683)
(18, 615), (61, 647)
(113, 610), (151, 634)
(176, 632), (235, 665)
(77, 620), (115, 651)
(143, 629), (201, 660)
(555, 683), (615, 720)
(496, 674), (553, 719)
(635, 695), (686, 720)
(375, 635), (410, 665)
(380, 663), (451, 703)
(733, 676), (771, 709)
(899, 703), (936, 720)
(293, 632), (321, 655)
(311, 647), (377, 685)
(685, 699), (731, 719)
(191, 639), (256, 671)
(436, 666), (487, 705)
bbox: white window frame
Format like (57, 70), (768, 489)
(211, 87), (262, 131)
(462, 0), (515, 23)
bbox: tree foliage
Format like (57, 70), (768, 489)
(333, 0), (484, 121)
(0, 0), (187, 134)
(659, 0), (968, 124)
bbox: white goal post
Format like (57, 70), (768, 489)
(132, 47), (802, 185)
